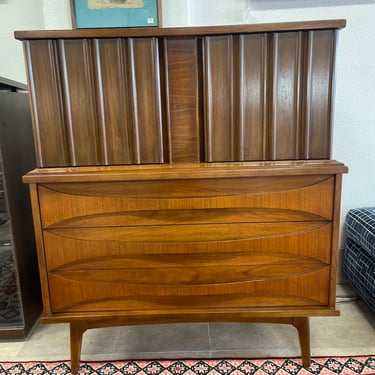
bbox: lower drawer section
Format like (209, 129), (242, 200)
(47, 261), (330, 313)
(31, 166), (344, 317)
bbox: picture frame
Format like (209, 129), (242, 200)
(70, 0), (161, 29)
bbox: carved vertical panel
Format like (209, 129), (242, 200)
(94, 39), (133, 165)
(269, 32), (303, 160)
(164, 37), (202, 163)
(59, 39), (100, 165)
(238, 33), (269, 161)
(127, 38), (165, 164)
(302, 30), (336, 159)
(24, 40), (69, 167)
(21, 25), (341, 167)
(204, 35), (236, 162)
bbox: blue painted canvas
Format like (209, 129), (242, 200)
(73, 0), (159, 28)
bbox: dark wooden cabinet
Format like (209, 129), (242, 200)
(16, 19), (347, 373)
(18, 20), (343, 168)
(0, 77), (42, 339)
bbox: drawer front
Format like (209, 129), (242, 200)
(48, 263), (331, 313)
(38, 175), (334, 228)
(43, 223), (333, 271)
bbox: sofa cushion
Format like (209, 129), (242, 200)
(343, 239), (375, 312)
(345, 207), (375, 258)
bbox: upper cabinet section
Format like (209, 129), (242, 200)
(15, 20), (346, 167)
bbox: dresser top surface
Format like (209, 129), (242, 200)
(23, 160), (348, 184)
(15, 19), (346, 40)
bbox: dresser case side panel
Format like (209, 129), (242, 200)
(328, 174), (343, 307)
(28, 184), (52, 316)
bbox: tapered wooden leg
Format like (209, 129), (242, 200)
(70, 322), (87, 374)
(293, 317), (311, 367)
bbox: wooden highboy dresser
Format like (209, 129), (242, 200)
(16, 19), (348, 373)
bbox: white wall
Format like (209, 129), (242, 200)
(0, 0), (44, 83)
(1, 0), (374, 243)
(42, 0), (71, 30)
(162, 0), (250, 26)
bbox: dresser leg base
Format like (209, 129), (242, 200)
(293, 317), (311, 367)
(70, 322), (88, 374)
(67, 317), (312, 373)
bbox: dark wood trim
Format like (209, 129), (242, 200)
(15, 19), (346, 40)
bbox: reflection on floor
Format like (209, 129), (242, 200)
(0, 296), (374, 362)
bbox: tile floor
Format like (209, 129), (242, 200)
(0, 292), (374, 362)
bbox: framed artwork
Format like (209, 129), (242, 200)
(70, 0), (161, 28)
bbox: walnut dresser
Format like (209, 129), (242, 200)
(16, 20), (348, 374)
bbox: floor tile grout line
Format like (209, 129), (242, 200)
(109, 326), (122, 355)
(80, 351), (213, 362)
(208, 322), (213, 358)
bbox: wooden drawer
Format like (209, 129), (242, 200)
(47, 255), (330, 313)
(38, 175), (334, 229)
(43, 223), (333, 271)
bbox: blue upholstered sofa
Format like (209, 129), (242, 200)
(343, 207), (375, 312)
